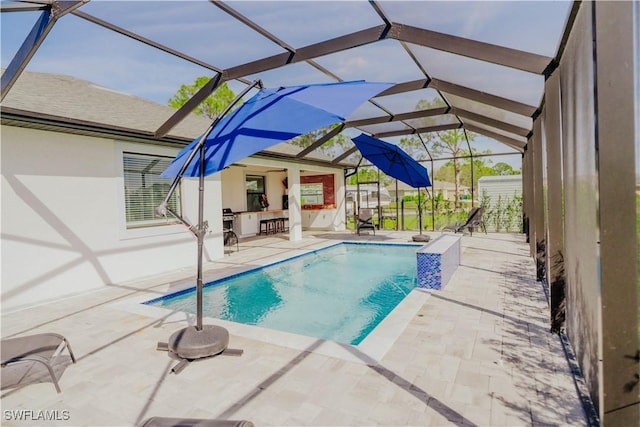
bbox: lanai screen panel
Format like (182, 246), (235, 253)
(80, 1), (286, 69)
(312, 39), (427, 84)
(348, 101), (392, 122)
(1, 10), (41, 62)
(245, 61), (337, 88)
(409, 45), (545, 107)
(403, 114), (460, 130)
(380, 0), (572, 57)
(357, 121), (414, 137)
(444, 93), (533, 131)
(226, 0), (382, 48)
(3, 11), (217, 107)
(374, 89), (446, 113)
(559, 3), (601, 411)
(463, 119), (528, 146)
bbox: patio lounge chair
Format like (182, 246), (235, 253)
(1, 332), (76, 393)
(356, 208), (376, 235)
(442, 207), (487, 235)
(140, 418), (254, 427)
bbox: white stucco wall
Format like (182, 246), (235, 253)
(1, 126), (224, 311)
(220, 166), (246, 212)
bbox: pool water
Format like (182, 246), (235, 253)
(145, 242), (419, 345)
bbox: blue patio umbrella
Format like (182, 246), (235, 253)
(162, 80), (394, 178)
(155, 80), (393, 363)
(352, 133), (431, 238)
(351, 133), (431, 188)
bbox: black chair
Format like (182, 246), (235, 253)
(356, 208), (376, 235)
(442, 207), (487, 235)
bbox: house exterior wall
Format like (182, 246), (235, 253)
(478, 175), (523, 232)
(478, 175), (522, 206)
(220, 167), (246, 213)
(1, 125), (224, 311)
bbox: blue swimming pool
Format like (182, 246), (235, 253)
(145, 242), (420, 345)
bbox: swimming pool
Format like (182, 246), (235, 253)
(145, 242), (420, 345)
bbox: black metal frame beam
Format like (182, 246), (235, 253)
(431, 78), (537, 116)
(452, 107), (531, 137)
(464, 124), (526, 152)
(1, 0), (86, 101)
(373, 123), (460, 139)
(388, 23), (551, 74)
(295, 124), (345, 158)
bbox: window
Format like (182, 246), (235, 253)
(300, 174), (335, 209)
(246, 175), (266, 211)
(123, 152), (181, 229)
(301, 183), (324, 206)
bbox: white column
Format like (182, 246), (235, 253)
(332, 173), (346, 230)
(287, 166), (303, 241)
(203, 173), (224, 261)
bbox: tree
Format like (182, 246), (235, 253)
(435, 155), (491, 188)
(429, 129), (475, 208)
(492, 162), (520, 176)
(168, 77), (236, 119)
(461, 156), (494, 189)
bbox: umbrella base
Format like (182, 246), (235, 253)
(168, 325), (229, 360)
(412, 234), (431, 243)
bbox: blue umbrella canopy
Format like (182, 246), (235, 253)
(352, 133), (431, 188)
(162, 80), (393, 178)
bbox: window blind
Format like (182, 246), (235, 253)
(123, 152), (181, 229)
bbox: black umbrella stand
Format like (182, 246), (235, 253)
(412, 187), (431, 243)
(154, 80), (262, 368)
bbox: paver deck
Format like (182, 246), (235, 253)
(1, 231), (589, 426)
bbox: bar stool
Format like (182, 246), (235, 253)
(260, 219), (278, 235)
(259, 219), (271, 235)
(275, 217), (285, 233)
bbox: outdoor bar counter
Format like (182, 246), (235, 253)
(234, 209), (288, 238)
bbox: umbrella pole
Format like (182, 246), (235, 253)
(418, 187), (423, 235)
(196, 141), (205, 331)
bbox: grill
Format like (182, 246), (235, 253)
(222, 208), (234, 230)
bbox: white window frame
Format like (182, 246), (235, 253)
(116, 143), (186, 240)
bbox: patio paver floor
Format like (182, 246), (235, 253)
(1, 231), (589, 426)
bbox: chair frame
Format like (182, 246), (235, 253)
(1, 332), (76, 393)
(356, 208), (376, 235)
(442, 207), (487, 235)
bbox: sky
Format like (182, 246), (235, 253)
(1, 0), (574, 169)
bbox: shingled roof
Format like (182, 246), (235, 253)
(0, 69), (343, 166)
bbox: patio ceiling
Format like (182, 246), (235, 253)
(0, 0), (577, 167)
